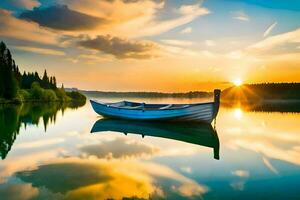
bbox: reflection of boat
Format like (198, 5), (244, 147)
(90, 90), (221, 124)
(91, 119), (220, 159)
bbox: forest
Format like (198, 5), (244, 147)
(222, 83), (300, 101)
(0, 41), (86, 104)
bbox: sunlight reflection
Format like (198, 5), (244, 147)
(15, 157), (208, 199)
(233, 108), (243, 120)
(219, 108), (300, 166)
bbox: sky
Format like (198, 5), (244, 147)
(0, 0), (300, 92)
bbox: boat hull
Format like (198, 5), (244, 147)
(90, 100), (218, 123)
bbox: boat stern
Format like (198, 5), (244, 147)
(213, 89), (221, 119)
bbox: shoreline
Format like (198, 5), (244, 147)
(0, 98), (86, 105)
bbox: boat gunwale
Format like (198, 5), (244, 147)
(90, 99), (215, 111)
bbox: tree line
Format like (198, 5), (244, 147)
(0, 41), (86, 103)
(81, 90), (212, 98)
(0, 41), (57, 99)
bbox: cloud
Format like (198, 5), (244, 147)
(136, 3), (209, 37)
(232, 138), (300, 165)
(160, 45), (198, 57)
(180, 166), (192, 174)
(9, 0), (209, 45)
(232, 10), (250, 21)
(262, 157), (279, 174)
(19, 5), (105, 31)
(17, 162), (112, 194)
(60, 0), (209, 38)
(230, 170), (249, 191)
(230, 181), (245, 191)
(15, 138), (65, 149)
(180, 27), (192, 34)
(60, 0), (164, 19)
(161, 39), (193, 47)
(0, 9), (58, 44)
(231, 170), (250, 178)
(205, 40), (216, 47)
(12, 46), (66, 56)
(223, 109), (300, 169)
(78, 54), (113, 64)
(17, 157), (208, 199)
(226, 50), (244, 59)
(77, 35), (159, 59)
(79, 137), (159, 159)
(172, 182), (208, 197)
(178, 3), (207, 15)
(263, 22), (277, 37)
(2, 0), (40, 10)
(0, 183), (39, 200)
(248, 27), (300, 54)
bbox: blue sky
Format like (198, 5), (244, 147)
(0, 0), (300, 91)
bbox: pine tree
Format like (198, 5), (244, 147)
(50, 76), (53, 85)
(53, 77), (57, 88)
(42, 70), (49, 88)
(1, 41), (61, 99)
(0, 42), (17, 99)
(0, 42), (5, 98)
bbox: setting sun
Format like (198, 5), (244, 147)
(234, 108), (243, 120)
(233, 79), (243, 87)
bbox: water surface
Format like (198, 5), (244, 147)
(1, 98), (300, 200)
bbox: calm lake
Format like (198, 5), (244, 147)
(1, 97), (300, 200)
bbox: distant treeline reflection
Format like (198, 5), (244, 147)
(0, 101), (85, 159)
(222, 101), (300, 113)
(222, 83), (300, 100)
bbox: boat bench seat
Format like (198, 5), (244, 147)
(119, 105), (144, 109)
(159, 104), (173, 110)
(160, 104), (190, 109)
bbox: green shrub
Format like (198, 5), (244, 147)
(18, 89), (30, 101)
(55, 88), (69, 101)
(43, 89), (58, 101)
(30, 82), (44, 100)
(66, 91), (86, 102)
(29, 82), (58, 102)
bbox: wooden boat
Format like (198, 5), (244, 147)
(91, 119), (220, 159)
(90, 89), (221, 123)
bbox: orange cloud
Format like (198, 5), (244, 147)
(77, 35), (159, 59)
(0, 9), (58, 45)
(60, 0), (209, 38)
(12, 45), (66, 56)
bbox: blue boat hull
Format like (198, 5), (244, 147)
(90, 100), (219, 123)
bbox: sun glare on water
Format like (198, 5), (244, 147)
(233, 79), (243, 87)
